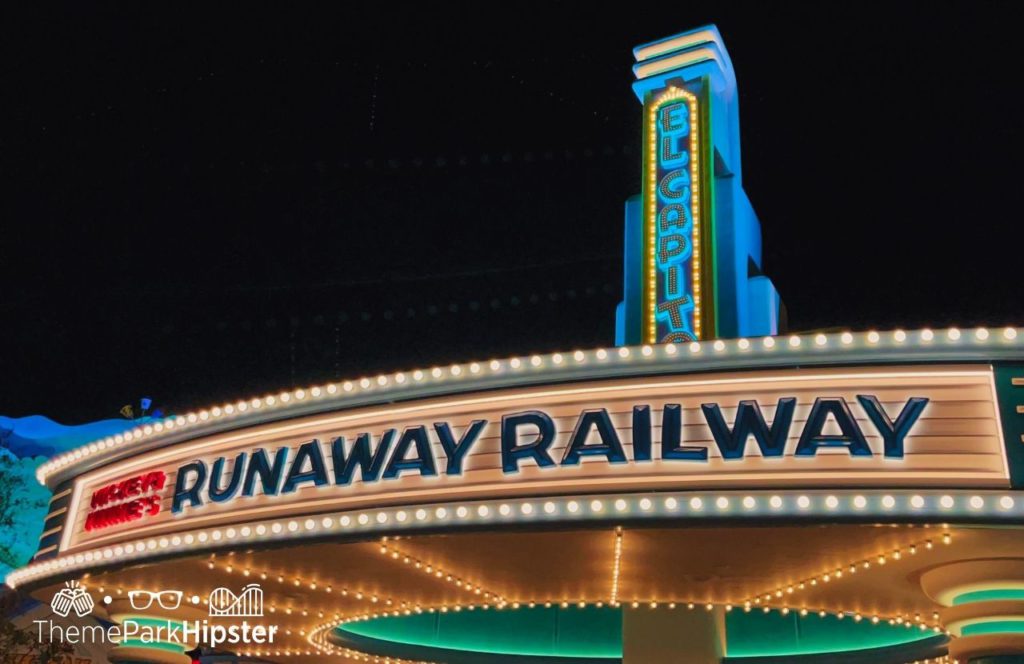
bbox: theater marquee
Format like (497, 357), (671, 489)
(56, 363), (1008, 554)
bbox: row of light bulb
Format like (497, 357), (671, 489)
(9, 491), (1020, 589)
(35, 325), (1022, 485)
(744, 532), (952, 607)
(378, 537), (506, 605)
(610, 527), (624, 606)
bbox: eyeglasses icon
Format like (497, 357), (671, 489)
(128, 590), (183, 611)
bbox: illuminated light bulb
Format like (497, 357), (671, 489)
(435, 507), (448, 519)
(788, 335), (801, 348)
(567, 501), (580, 514)
(543, 501), (556, 514)
(947, 328), (961, 341)
(689, 341), (702, 354)
(852, 495), (867, 509)
(840, 332), (853, 345)
(825, 495), (838, 509)
(763, 336), (776, 349)
(976, 327), (989, 340)
(881, 495), (896, 509)
(715, 496), (730, 510)
(664, 497), (678, 510)
(573, 350), (585, 362)
(769, 495), (783, 509)
(689, 497), (704, 510)
(639, 497), (652, 511)
(499, 504), (511, 516)
(477, 505), (490, 517)
(867, 331), (880, 344)
(796, 496), (810, 509)
(595, 349), (608, 360)
(456, 506), (468, 518)
(969, 495), (984, 509)
(1000, 495), (1015, 510)
(713, 340), (726, 352)
(942, 533), (952, 545)
(521, 503), (534, 515)
(615, 499), (628, 512)
(531, 355), (544, 366)
(743, 496), (756, 510)
(737, 338), (750, 350)
(488, 360), (500, 372)
(1004, 327), (1018, 340)
(940, 495), (954, 509)
(893, 329), (907, 342)
(814, 334), (827, 346)
(665, 343), (677, 355)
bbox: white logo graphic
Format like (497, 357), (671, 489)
(208, 583), (263, 617)
(129, 589), (183, 611)
(50, 580), (94, 618)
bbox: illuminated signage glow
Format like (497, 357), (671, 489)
(169, 395), (928, 515)
(55, 365), (1009, 553)
(84, 471), (166, 531)
(644, 86), (704, 343)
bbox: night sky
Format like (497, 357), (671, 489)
(3, 2), (1021, 423)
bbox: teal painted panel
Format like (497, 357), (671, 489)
(725, 611), (934, 657)
(340, 606), (622, 658)
(993, 363), (1024, 488)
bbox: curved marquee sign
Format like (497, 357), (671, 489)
(53, 363), (1008, 555)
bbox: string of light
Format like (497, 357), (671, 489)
(201, 554), (398, 620)
(35, 326), (1022, 485)
(610, 527), (623, 606)
(10, 491), (1020, 590)
(743, 531), (953, 608)
(378, 537), (507, 606)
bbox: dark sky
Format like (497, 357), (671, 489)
(2, 2), (1022, 423)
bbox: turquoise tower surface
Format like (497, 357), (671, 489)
(616, 25), (782, 345)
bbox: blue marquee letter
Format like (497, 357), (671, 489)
(795, 398), (872, 457)
(501, 411), (556, 473)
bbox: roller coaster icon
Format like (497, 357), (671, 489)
(208, 583), (263, 617)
